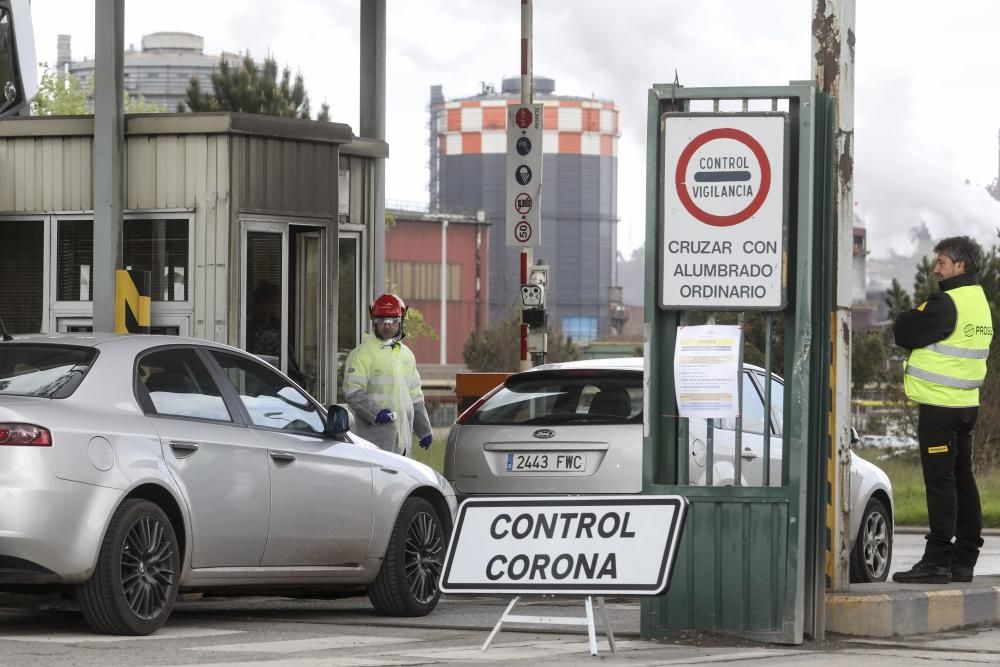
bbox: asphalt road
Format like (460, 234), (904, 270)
(4, 591), (1000, 666)
(2, 531), (998, 665)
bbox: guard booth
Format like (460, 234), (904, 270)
(0, 112), (386, 404)
(642, 82), (836, 643)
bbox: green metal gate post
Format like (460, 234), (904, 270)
(641, 82), (835, 644)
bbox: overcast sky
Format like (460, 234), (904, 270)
(28, 1), (1000, 265)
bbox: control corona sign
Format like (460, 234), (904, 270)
(440, 496), (688, 595)
(660, 113), (788, 310)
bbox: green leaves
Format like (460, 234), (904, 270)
(184, 54), (324, 120)
(462, 311), (581, 372)
(32, 65), (167, 116)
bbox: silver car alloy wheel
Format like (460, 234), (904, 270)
(404, 511), (443, 604)
(861, 509), (890, 580)
(120, 515), (176, 620)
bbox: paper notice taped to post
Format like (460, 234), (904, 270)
(673, 324), (741, 418)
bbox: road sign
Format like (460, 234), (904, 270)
(514, 221), (532, 243)
(514, 193), (533, 214)
(440, 496), (688, 595)
(660, 113), (788, 310)
(515, 165), (533, 185)
(507, 104), (543, 248)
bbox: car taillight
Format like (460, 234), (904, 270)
(0, 423), (52, 446)
(455, 385), (504, 425)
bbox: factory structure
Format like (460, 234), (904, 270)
(58, 32), (247, 112)
(429, 77), (623, 343)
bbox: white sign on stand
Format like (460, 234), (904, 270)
(660, 113), (788, 310)
(441, 496), (687, 594)
(441, 495), (688, 656)
(506, 104), (544, 247)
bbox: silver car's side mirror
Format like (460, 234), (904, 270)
(325, 404), (351, 437)
(849, 426), (860, 448)
(0, 0), (37, 118)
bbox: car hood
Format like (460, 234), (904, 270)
(351, 431), (455, 496)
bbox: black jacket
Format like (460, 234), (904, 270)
(893, 272), (979, 351)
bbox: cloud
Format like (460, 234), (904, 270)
(27, 0), (1000, 261)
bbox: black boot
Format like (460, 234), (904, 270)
(892, 560), (951, 584)
(951, 563), (974, 583)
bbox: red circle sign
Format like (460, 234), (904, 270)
(514, 221), (532, 242)
(514, 193), (533, 214)
(515, 108), (534, 129)
(674, 127), (771, 227)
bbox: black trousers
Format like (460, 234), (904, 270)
(917, 403), (983, 567)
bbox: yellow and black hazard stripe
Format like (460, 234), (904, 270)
(115, 270), (151, 334)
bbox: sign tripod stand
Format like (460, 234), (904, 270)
(481, 595), (617, 656)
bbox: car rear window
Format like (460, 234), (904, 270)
(467, 371), (642, 426)
(0, 344), (97, 398)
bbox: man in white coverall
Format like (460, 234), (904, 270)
(342, 293), (433, 456)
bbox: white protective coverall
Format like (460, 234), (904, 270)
(342, 333), (432, 455)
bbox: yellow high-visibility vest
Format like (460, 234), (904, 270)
(904, 284), (993, 407)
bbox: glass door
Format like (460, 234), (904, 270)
(291, 228), (322, 398)
(242, 222), (288, 372)
(337, 232), (363, 402)
(241, 219), (326, 399)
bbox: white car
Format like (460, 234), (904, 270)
(445, 357), (893, 583)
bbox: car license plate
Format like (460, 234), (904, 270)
(505, 452), (585, 472)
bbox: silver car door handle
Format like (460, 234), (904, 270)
(169, 441), (200, 458)
(269, 450), (297, 466)
(741, 448), (759, 461)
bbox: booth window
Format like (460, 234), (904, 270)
(56, 218), (189, 303)
(56, 220), (93, 302)
(338, 163), (350, 224)
(0, 221), (44, 333)
(123, 219), (189, 302)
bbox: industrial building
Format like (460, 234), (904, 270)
(385, 205), (489, 365)
(0, 112), (387, 406)
(429, 77), (621, 343)
(59, 32), (247, 112)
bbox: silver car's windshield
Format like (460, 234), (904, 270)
(0, 344), (97, 398)
(468, 371), (642, 426)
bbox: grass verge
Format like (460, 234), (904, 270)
(855, 446), (1000, 527)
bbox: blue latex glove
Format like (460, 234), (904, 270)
(375, 409), (394, 424)
(419, 435), (433, 450)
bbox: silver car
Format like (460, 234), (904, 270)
(0, 334), (456, 635)
(444, 357), (893, 583)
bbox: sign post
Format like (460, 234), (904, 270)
(506, 104), (544, 248)
(660, 113), (789, 311)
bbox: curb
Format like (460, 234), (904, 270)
(826, 577), (1000, 637)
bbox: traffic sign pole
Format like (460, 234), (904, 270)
(519, 0), (533, 370)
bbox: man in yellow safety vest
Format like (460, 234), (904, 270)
(892, 236), (993, 584)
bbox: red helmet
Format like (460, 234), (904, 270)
(370, 293), (407, 319)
